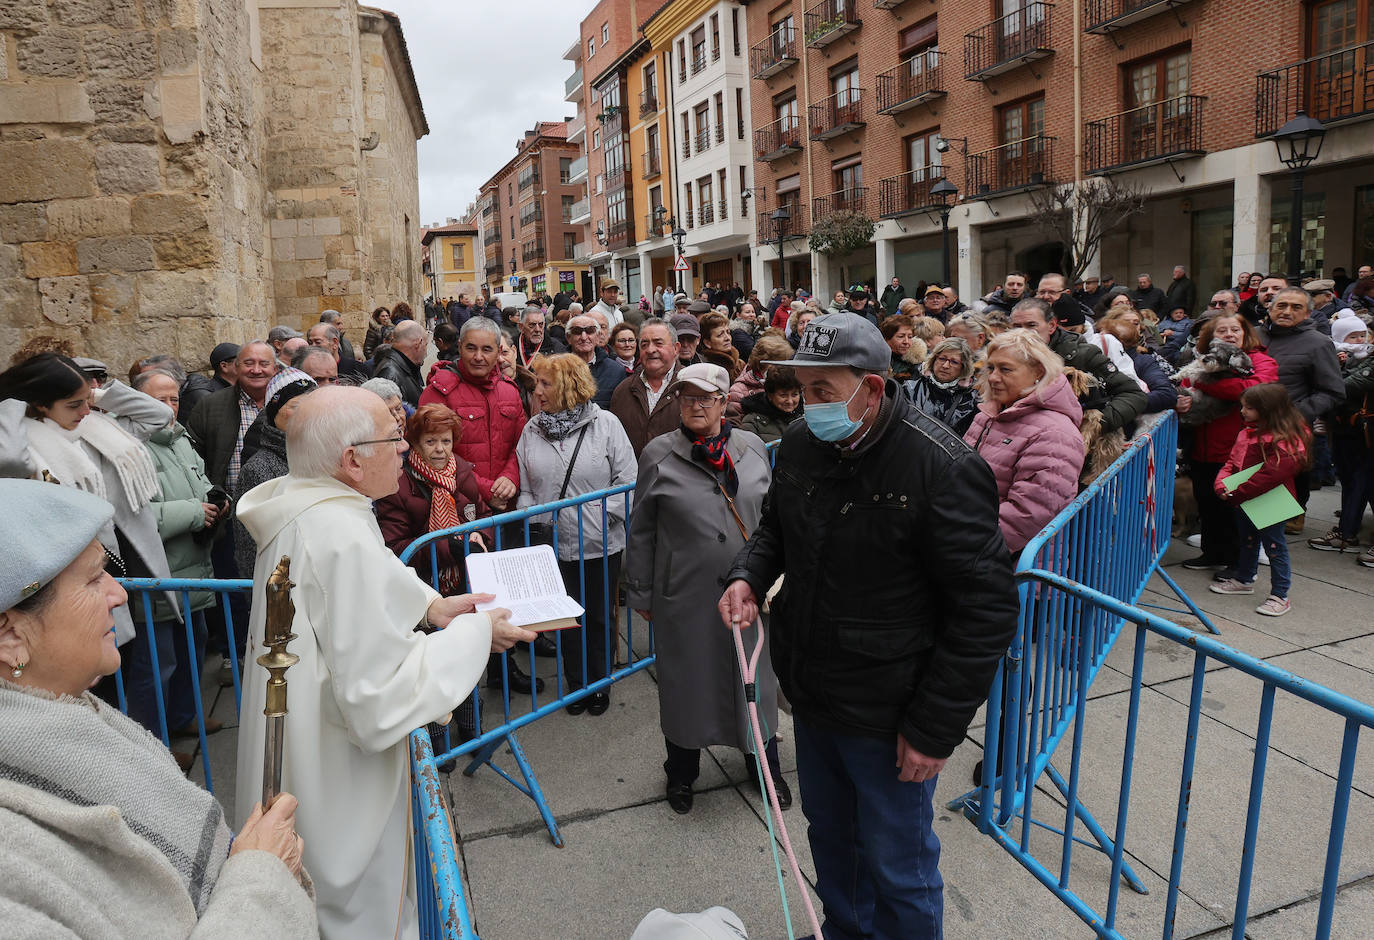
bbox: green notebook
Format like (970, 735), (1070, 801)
(1219, 463), (1302, 529)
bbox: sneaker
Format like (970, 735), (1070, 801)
(217, 657), (236, 688)
(1284, 513), (1306, 535)
(1308, 529), (1360, 553)
(1186, 533), (1203, 548)
(1361, 546), (1374, 569)
(1209, 578), (1255, 595)
(1183, 555), (1227, 570)
(1256, 595), (1291, 617)
(1258, 547), (1269, 567)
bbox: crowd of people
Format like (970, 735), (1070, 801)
(0, 255), (1370, 937)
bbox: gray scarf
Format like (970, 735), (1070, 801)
(0, 679), (230, 915)
(533, 402), (592, 441)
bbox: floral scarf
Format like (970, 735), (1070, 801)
(681, 422), (738, 497)
(533, 402), (591, 441)
(407, 449), (463, 593)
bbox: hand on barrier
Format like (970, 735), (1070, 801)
(489, 476), (518, 503)
(717, 580), (759, 630)
(895, 734), (946, 784)
(233, 791), (305, 879)
(488, 608), (536, 653)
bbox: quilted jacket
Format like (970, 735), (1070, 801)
(418, 363), (527, 502)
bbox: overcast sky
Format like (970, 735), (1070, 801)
(385, 0), (584, 226)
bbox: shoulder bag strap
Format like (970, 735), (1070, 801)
(715, 479), (751, 541)
(557, 424), (590, 501)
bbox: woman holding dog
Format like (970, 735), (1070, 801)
(1176, 315), (1278, 572)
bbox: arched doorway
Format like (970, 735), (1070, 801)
(1016, 241), (1066, 287)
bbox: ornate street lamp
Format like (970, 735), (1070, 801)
(1270, 110), (1326, 285)
(930, 178), (959, 290)
(771, 206), (791, 289)
(671, 222), (687, 294)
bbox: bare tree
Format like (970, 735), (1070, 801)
(1027, 178), (1149, 284)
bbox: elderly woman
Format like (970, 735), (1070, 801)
(0, 479), (316, 936)
(233, 370), (316, 578)
(609, 322), (639, 374)
(1175, 314), (1278, 571)
(0, 353), (179, 734)
(786, 305), (817, 350)
(626, 362), (787, 814)
(904, 337), (981, 436)
(946, 313), (990, 354)
(738, 365), (803, 443)
(516, 354), (636, 714)
(727, 334), (792, 423)
(699, 311), (745, 382)
(964, 331), (1085, 556)
(881, 314), (924, 382)
(361, 376), (410, 433)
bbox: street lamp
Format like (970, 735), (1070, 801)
(1270, 110), (1326, 285)
(770, 206), (791, 289)
(930, 178), (959, 289)
(671, 222), (687, 295)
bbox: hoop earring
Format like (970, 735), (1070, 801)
(11, 662), (26, 679)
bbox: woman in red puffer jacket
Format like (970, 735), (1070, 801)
(1175, 314), (1278, 572)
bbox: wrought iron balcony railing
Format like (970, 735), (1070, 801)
(809, 89), (866, 140)
(754, 114), (805, 161)
(695, 130), (712, 154)
(1085, 95), (1206, 173)
(965, 135), (1055, 197)
(751, 25), (799, 79)
(1255, 39), (1374, 136)
(606, 218), (635, 250)
(804, 0), (861, 48)
(876, 52), (945, 114)
(878, 167), (946, 217)
(642, 149), (661, 179)
(965, 2), (1054, 81)
(639, 89), (659, 117)
(1085, 0), (1197, 34)
(755, 198), (810, 242)
(812, 186), (869, 220)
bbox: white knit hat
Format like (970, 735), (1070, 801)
(1332, 314), (1368, 345)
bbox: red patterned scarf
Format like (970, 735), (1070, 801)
(407, 450), (463, 592)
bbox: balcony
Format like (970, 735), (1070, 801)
(682, 136), (692, 160)
(517, 169), (540, 193)
(878, 167), (946, 217)
(573, 241), (594, 263)
(699, 202), (715, 226)
(484, 244), (503, 265)
(718, 199), (729, 222)
(569, 198), (591, 225)
(872, 0), (904, 8)
(519, 205), (542, 229)
(643, 213), (665, 239)
(568, 154), (588, 184)
(639, 89), (659, 117)
(521, 239), (544, 265)
(876, 53), (945, 114)
(1255, 39), (1374, 136)
(565, 67), (583, 102)
(642, 148), (662, 179)
(751, 26), (799, 79)
(714, 123), (724, 143)
(485, 260), (503, 279)
(755, 115), (804, 161)
(965, 2), (1053, 82)
(607, 218), (635, 250)
(605, 163), (629, 191)
(1085, 95), (1206, 174)
(804, 0), (861, 48)
(965, 135), (1056, 197)
(601, 107), (624, 139)
(695, 130), (712, 154)
(809, 89), (866, 140)
(812, 186), (869, 220)
(755, 199), (810, 242)
(1085, 0), (1196, 34)
(692, 50), (708, 75)
(567, 112), (585, 144)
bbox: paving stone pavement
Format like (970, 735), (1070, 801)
(192, 485), (1372, 938)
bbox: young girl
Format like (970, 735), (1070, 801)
(1209, 383), (1311, 616)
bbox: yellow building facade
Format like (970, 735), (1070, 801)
(422, 224), (481, 304)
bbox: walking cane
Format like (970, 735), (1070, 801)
(729, 614), (823, 939)
(258, 556), (298, 809)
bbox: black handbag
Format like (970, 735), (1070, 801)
(522, 424), (589, 548)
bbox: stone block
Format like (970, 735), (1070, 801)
(0, 244), (19, 279)
(271, 237), (294, 261)
(0, 35), (8, 80)
(269, 218), (296, 238)
(94, 124), (159, 144)
(314, 216), (342, 236)
(158, 28), (198, 74)
(87, 80), (148, 124)
(132, 193), (207, 235)
(0, 140), (96, 203)
(50, 0), (139, 27)
(154, 232), (218, 269)
(95, 144), (161, 195)
(77, 235), (155, 273)
(0, 83), (95, 125)
(157, 73), (203, 144)
(0, 277), (42, 330)
(142, 0), (196, 28)
(0, 0), (47, 29)
(162, 145), (209, 190)
(88, 273), (136, 322)
(46, 197), (132, 240)
(16, 29), (84, 77)
(0, 204), (49, 243)
(85, 31), (158, 79)
(39, 275), (91, 326)
(295, 236), (324, 260)
(136, 269), (216, 319)
(22, 242), (78, 278)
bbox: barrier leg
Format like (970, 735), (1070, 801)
(461, 730), (563, 848)
(1044, 762), (1148, 895)
(1148, 564), (1221, 635)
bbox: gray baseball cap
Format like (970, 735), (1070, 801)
(764, 311), (890, 372)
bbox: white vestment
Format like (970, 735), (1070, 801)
(235, 475), (490, 940)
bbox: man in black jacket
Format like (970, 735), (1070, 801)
(1129, 273), (1168, 315)
(370, 320), (427, 406)
(720, 311), (1017, 938)
(1165, 265), (1197, 316)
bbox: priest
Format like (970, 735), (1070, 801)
(235, 386), (534, 939)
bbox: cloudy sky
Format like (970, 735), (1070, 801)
(385, 0), (585, 226)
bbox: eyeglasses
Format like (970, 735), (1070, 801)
(567, 325), (597, 336)
(933, 356), (964, 368)
(1207, 300), (1231, 308)
(351, 435), (404, 448)
(682, 393), (723, 408)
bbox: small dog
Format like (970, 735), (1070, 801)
(1174, 343), (1253, 426)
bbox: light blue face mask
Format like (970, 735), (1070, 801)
(803, 378), (870, 442)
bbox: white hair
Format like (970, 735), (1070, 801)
(568, 302), (584, 314)
(286, 389), (382, 478)
(459, 316), (502, 343)
(361, 377), (402, 401)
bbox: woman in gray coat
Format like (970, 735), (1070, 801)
(626, 362), (787, 815)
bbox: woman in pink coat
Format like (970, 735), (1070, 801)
(964, 330), (1085, 554)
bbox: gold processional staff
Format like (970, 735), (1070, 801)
(258, 556), (298, 808)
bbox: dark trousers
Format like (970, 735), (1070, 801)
(1191, 459), (1238, 566)
(121, 618), (177, 738)
(1333, 435), (1374, 538)
(664, 735), (780, 786)
(1295, 469), (1312, 512)
(558, 552), (622, 690)
(793, 717), (944, 940)
(166, 610), (209, 731)
(206, 533), (248, 662)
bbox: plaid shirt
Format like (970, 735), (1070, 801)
(227, 388), (262, 492)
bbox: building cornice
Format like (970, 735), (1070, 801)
(358, 6), (429, 140)
(642, 0), (722, 45)
(591, 37), (651, 90)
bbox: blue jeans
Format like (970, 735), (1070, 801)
(793, 717), (944, 940)
(1235, 517), (1291, 598)
(121, 618), (177, 739)
(166, 610), (209, 732)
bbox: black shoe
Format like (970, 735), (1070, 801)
(586, 691), (610, 716)
(744, 758), (792, 809)
(428, 723), (457, 774)
(533, 634), (558, 658)
(1181, 555), (1227, 570)
(565, 696), (588, 715)
(666, 782), (694, 814)
(972, 759), (984, 785)
(489, 661), (545, 695)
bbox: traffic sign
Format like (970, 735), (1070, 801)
(672, 254), (689, 272)
(508, 276), (519, 287)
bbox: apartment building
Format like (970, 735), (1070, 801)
(745, 0), (1374, 302)
(644, 0), (756, 298)
(421, 222), (481, 303)
(564, 40), (596, 300)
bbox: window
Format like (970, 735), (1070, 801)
(647, 124), (660, 160)
(775, 93), (798, 129)
(906, 128), (943, 175)
(507, 183), (513, 206)
(1124, 49), (1192, 160)
(691, 25), (707, 72)
(717, 168), (728, 219)
(561, 194), (575, 222)
(683, 185), (695, 227)
(1126, 49), (1190, 108)
(599, 81), (621, 111)
(607, 189), (626, 228)
(649, 185), (663, 215)
(644, 61), (658, 99)
(772, 12), (795, 40)
(710, 14), (721, 60)
(833, 157), (862, 211)
(698, 175), (714, 223)
(899, 16), (939, 80)
(588, 37), (595, 57)
(602, 23), (609, 43)
(593, 129), (600, 150)
(559, 157), (572, 183)
(694, 102), (710, 150)
(678, 40), (687, 82)
(451, 243), (465, 267)
(564, 232), (577, 258)
(998, 95), (1047, 184)
(831, 62), (860, 105)
(735, 88), (745, 139)
(999, 96), (1045, 146)
(775, 173), (802, 225)
(731, 8), (740, 56)
(595, 173), (603, 194)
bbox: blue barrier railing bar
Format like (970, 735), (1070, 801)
(410, 728), (476, 938)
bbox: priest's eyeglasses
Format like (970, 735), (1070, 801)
(351, 435), (405, 447)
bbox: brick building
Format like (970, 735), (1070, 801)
(743, 0), (1374, 304)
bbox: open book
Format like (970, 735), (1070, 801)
(464, 544), (585, 632)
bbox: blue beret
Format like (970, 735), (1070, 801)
(0, 479), (113, 612)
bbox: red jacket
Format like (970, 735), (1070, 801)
(376, 458), (487, 578)
(1213, 426), (1305, 505)
(1181, 349), (1278, 463)
(419, 362), (527, 501)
